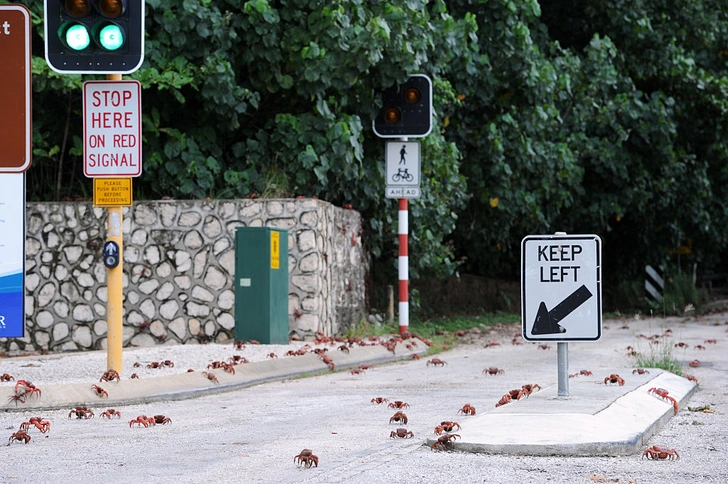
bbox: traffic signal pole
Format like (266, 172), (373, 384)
(106, 73), (123, 372)
(398, 197), (409, 334)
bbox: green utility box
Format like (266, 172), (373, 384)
(234, 227), (289, 344)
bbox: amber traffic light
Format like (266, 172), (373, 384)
(373, 75), (433, 138)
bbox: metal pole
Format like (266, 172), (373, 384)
(557, 342), (569, 397)
(106, 73), (123, 372)
(398, 198), (408, 334)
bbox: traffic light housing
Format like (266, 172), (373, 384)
(44, 0), (144, 74)
(373, 74), (432, 138)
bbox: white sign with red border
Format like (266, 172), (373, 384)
(83, 80), (142, 178)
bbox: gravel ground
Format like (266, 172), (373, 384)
(1, 313), (727, 484)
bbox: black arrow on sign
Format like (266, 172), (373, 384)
(531, 285), (593, 335)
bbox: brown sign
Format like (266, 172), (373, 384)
(0, 5), (31, 172)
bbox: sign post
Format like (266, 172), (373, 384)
(0, 4), (32, 173)
(85, 76), (142, 373)
(522, 233), (602, 397)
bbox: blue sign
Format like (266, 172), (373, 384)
(0, 173), (25, 338)
(103, 241), (120, 269)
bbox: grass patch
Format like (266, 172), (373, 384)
(344, 311), (521, 355)
(633, 339), (683, 375)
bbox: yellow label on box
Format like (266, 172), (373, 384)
(93, 178), (132, 207)
(271, 231), (280, 269)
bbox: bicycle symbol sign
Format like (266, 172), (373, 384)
(386, 141), (420, 188)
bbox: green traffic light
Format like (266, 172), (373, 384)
(65, 24), (90, 51)
(99, 24), (124, 51)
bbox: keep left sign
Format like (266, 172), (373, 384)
(83, 80), (142, 177)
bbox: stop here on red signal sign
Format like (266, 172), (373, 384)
(83, 80), (142, 178)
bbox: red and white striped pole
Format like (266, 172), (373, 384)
(398, 198), (409, 334)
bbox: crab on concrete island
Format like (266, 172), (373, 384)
(91, 384), (109, 398)
(604, 374), (625, 386)
(68, 406), (94, 419)
(508, 389), (525, 400)
(632, 368), (650, 375)
(9, 380), (42, 404)
(689, 359), (702, 368)
(411, 354), (421, 360)
(337, 345), (350, 354)
(521, 384), (541, 397)
(642, 445), (679, 460)
(371, 397), (389, 405)
(0, 373), (15, 382)
(648, 387), (679, 413)
(8, 430), (31, 445)
(426, 358), (447, 367)
(431, 433), (460, 451)
(294, 448), (319, 468)
(319, 355), (335, 371)
(684, 374), (698, 383)
(388, 401), (410, 409)
(101, 409), (121, 419)
(202, 371), (219, 384)
(390, 428), (414, 439)
(458, 404), (476, 416)
(482, 367), (504, 375)
(495, 394), (512, 407)
(389, 411), (408, 425)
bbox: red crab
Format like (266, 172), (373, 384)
(684, 374), (698, 383)
(68, 406), (94, 419)
(521, 384), (542, 396)
(431, 433), (460, 451)
(482, 367), (504, 375)
(20, 417), (50, 433)
(100, 369), (121, 382)
(389, 411), (408, 424)
(458, 404), (476, 416)
(436, 421), (461, 434)
(537, 344), (551, 350)
(202, 371), (219, 384)
(371, 397), (389, 405)
(390, 428), (414, 439)
(0, 373), (14, 382)
(101, 409), (122, 419)
(319, 355), (335, 370)
(349, 369), (366, 375)
(648, 387), (679, 413)
(495, 394), (512, 407)
(153, 415), (172, 425)
(704, 339), (717, 344)
(294, 449), (319, 468)
(8, 430), (31, 445)
(388, 401), (410, 409)
(129, 415), (155, 428)
(91, 384), (108, 398)
(689, 360), (701, 367)
(426, 358), (447, 367)
(642, 445), (679, 460)
(694, 345), (706, 350)
(604, 374), (625, 386)
(632, 368), (650, 375)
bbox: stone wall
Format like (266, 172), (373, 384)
(0, 199), (368, 353)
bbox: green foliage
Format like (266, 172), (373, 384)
(648, 272), (709, 316)
(11, 0), (728, 293)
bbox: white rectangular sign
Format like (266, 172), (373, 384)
(386, 187), (420, 199)
(83, 80), (142, 178)
(0, 173), (25, 337)
(386, 141), (420, 187)
(521, 234), (602, 341)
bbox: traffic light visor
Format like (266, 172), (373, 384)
(98, 0), (125, 18)
(64, 0), (91, 17)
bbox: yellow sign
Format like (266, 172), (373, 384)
(93, 178), (133, 207)
(270, 231), (280, 269)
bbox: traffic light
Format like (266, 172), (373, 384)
(44, 0), (145, 74)
(373, 74), (433, 138)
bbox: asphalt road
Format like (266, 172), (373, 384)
(1, 312), (727, 484)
